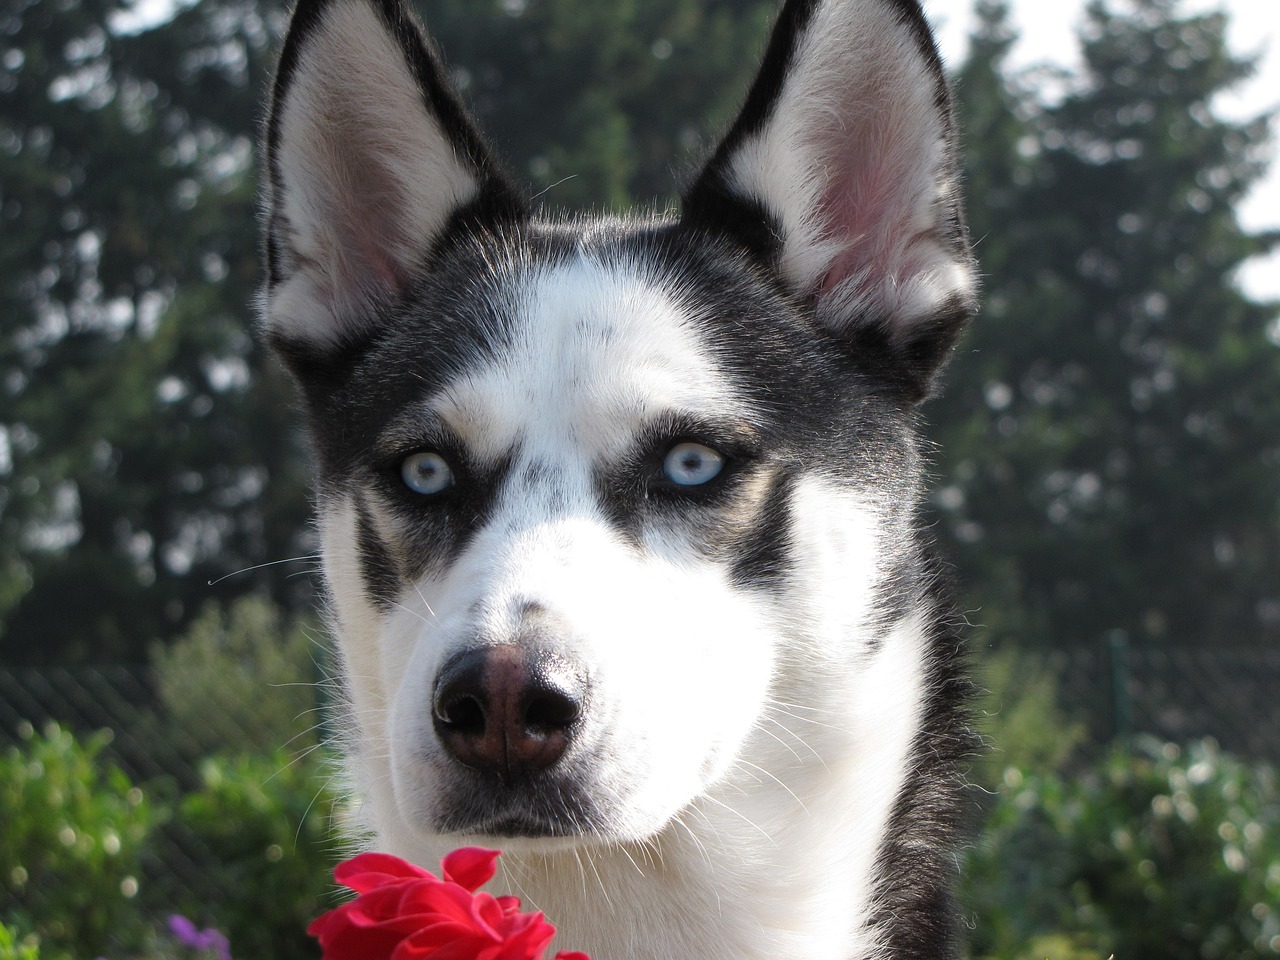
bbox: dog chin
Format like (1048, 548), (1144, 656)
(455, 829), (603, 857)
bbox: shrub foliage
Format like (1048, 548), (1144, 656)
(0, 725), (340, 960)
(965, 738), (1280, 960)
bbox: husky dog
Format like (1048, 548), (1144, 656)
(261, 0), (979, 956)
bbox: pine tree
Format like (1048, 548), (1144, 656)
(414, 0), (777, 210)
(936, 0), (1280, 653)
(0, 0), (311, 662)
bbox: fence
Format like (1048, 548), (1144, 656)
(0, 663), (341, 959)
(1052, 636), (1280, 763)
(3, 640), (1280, 779)
(2, 640), (1279, 956)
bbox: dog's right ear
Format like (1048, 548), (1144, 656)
(262, 0), (523, 354)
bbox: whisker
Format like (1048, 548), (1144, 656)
(696, 794), (776, 846)
(614, 842), (648, 878)
(206, 554), (323, 586)
(412, 581), (438, 619)
(579, 845), (611, 908)
(733, 758), (809, 813)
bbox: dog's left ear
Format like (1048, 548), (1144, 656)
(683, 0), (977, 399)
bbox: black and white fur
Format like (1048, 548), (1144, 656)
(261, 0), (980, 956)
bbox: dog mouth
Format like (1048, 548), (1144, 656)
(430, 767), (608, 840)
(443, 810), (584, 839)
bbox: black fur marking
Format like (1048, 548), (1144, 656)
(868, 553), (980, 958)
(354, 495), (403, 610)
(727, 469), (795, 590)
(374, 444), (511, 584)
(896, 294), (977, 400)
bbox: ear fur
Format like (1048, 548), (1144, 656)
(683, 0), (977, 395)
(262, 0), (524, 350)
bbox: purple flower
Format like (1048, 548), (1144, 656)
(168, 914), (233, 960)
(168, 915), (201, 947)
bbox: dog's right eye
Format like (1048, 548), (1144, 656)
(400, 451), (455, 496)
(662, 441), (725, 487)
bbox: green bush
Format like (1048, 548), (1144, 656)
(1, 723), (344, 960)
(159, 749), (344, 960)
(0, 921), (40, 960)
(973, 646), (1088, 790)
(0, 723), (157, 960)
(150, 595), (325, 760)
(964, 737), (1280, 960)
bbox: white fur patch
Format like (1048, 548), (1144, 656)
(430, 252), (749, 464)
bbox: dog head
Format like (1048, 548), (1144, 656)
(261, 0), (975, 855)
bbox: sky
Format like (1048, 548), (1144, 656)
(924, 0), (1280, 301)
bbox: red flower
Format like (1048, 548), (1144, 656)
(309, 848), (590, 960)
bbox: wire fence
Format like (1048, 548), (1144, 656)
(0, 662), (341, 958)
(3, 639), (1280, 779)
(1054, 635), (1280, 763)
(2, 639), (1279, 956)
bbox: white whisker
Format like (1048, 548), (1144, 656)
(206, 554), (323, 586)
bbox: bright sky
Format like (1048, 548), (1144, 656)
(925, 0), (1280, 302)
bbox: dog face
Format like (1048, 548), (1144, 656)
(263, 0), (975, 859)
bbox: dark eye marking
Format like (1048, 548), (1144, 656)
(629, 414), (762, 503)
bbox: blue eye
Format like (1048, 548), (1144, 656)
(401, 451), (454, 495)
(662, 442), (725, 487)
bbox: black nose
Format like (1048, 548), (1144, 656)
(432, 647), (585, 779)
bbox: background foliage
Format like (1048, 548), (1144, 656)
(937, 0), (1280, 658)
(150, 594), (322, 760)
(965, 738), (1280, 960)
(0, 725), (156, 958)
(1, 723), (342, 960)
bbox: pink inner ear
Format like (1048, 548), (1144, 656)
(340, 192), (410, 299)
(815, 137), (925, 300)
(323, 148), (419, 306)
(803, 79), (957, 309)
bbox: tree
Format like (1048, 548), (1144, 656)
(414, 0), (777, 211)
(0, 0), (312, 662)
(934, 0), (1280, 654)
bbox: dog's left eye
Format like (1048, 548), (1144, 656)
(662, 442), (725, 487)
(401, 451), (455, 496)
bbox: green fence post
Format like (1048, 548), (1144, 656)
(1108, 629), (1132, 744)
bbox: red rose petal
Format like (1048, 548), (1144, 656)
(335, 852), (437, 892)
(440, 847), (501, 892)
